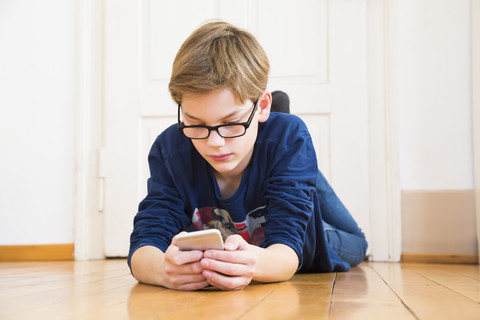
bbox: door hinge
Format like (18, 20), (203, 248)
(97, 147), (108, 213)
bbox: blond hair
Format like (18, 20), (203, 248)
(168, 21), (270, 105)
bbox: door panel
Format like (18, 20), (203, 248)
(103, 0), (370, 257)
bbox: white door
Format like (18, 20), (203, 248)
(102, 0), (371, 257)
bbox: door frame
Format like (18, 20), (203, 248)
(74, 0), (105, 260)
(74, 0), (402, 261)
(365, 0), (401, 261)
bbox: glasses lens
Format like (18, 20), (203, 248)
(218, 125), (246, 138)
(183, 127), (209, 139)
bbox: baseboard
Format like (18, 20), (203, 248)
(401, 253), (479, 265)
(0, 244), (74, 261)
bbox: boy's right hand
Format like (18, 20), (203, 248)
(161, 235), (210, 290)
(130, 235), (209, 291)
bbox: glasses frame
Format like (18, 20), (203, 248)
(177, 98), (259, 140)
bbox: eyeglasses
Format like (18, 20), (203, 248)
(177, 99), (259, 139)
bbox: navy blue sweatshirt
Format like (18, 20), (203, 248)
(129, 112), (350, 272)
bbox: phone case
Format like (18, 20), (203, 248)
(175, 229), (224, 251)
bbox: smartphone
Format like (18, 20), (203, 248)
(175, 229), (224, 251)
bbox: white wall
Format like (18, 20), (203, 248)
(0, 0), (75, 245)
(0, 0), (474, 252)
(396, 0), (473, 191)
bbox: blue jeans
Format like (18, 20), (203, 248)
(317, 171), (368, 266)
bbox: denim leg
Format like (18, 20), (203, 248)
(323, 221), (368, 266)
(317, 171), (368, 266)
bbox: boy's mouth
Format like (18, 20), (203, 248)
(210, 153), (232, 162)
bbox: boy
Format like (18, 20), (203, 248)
(129, 21), (367, 291)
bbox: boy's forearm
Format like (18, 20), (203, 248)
(130, 245), (165, 286)
(252, 243), (298, 282)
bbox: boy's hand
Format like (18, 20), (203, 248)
(200, 234), (258, 290)
(160, 235), (210, 291)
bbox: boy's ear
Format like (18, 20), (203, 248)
(257, 91), (272, 123)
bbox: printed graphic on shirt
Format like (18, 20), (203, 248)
(192, 206), (266, 246)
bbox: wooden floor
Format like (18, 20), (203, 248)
(1, 260), (479, 319)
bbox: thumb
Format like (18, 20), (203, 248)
(171, 231), (187, 246)
(224, 234), (247, 251)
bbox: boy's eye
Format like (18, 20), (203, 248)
(222, 118), (242, 125)
(186, 120), (239, 127)
(184, 120), (205, 126)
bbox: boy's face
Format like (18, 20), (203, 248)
(180, 89), (271, 180)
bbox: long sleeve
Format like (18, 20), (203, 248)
(258, 115), (318, 268)
(128, 131), (191, 268)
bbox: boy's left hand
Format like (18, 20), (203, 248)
(200, 234), (257, 290)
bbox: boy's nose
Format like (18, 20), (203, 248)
(206, 129), (225, 147)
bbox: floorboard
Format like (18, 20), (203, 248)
(406, 263), (480, 303)
(1, 260), (479, 319)
(329, 264), (416, 319)
(370, 262), (480, 320)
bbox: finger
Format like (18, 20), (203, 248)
(201, 257), (253, 277)
(167, 247), (204, 266)
(164, 260), (204, 275)
(203, 249), (254, 265)
(223, 234), (247, 251)
(202, 269), (249, 291)
(177, 281), (210, 291)
(168, 273), (208, 287)
(173, 278), (210, 291)
(171, 231), (188, 246)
